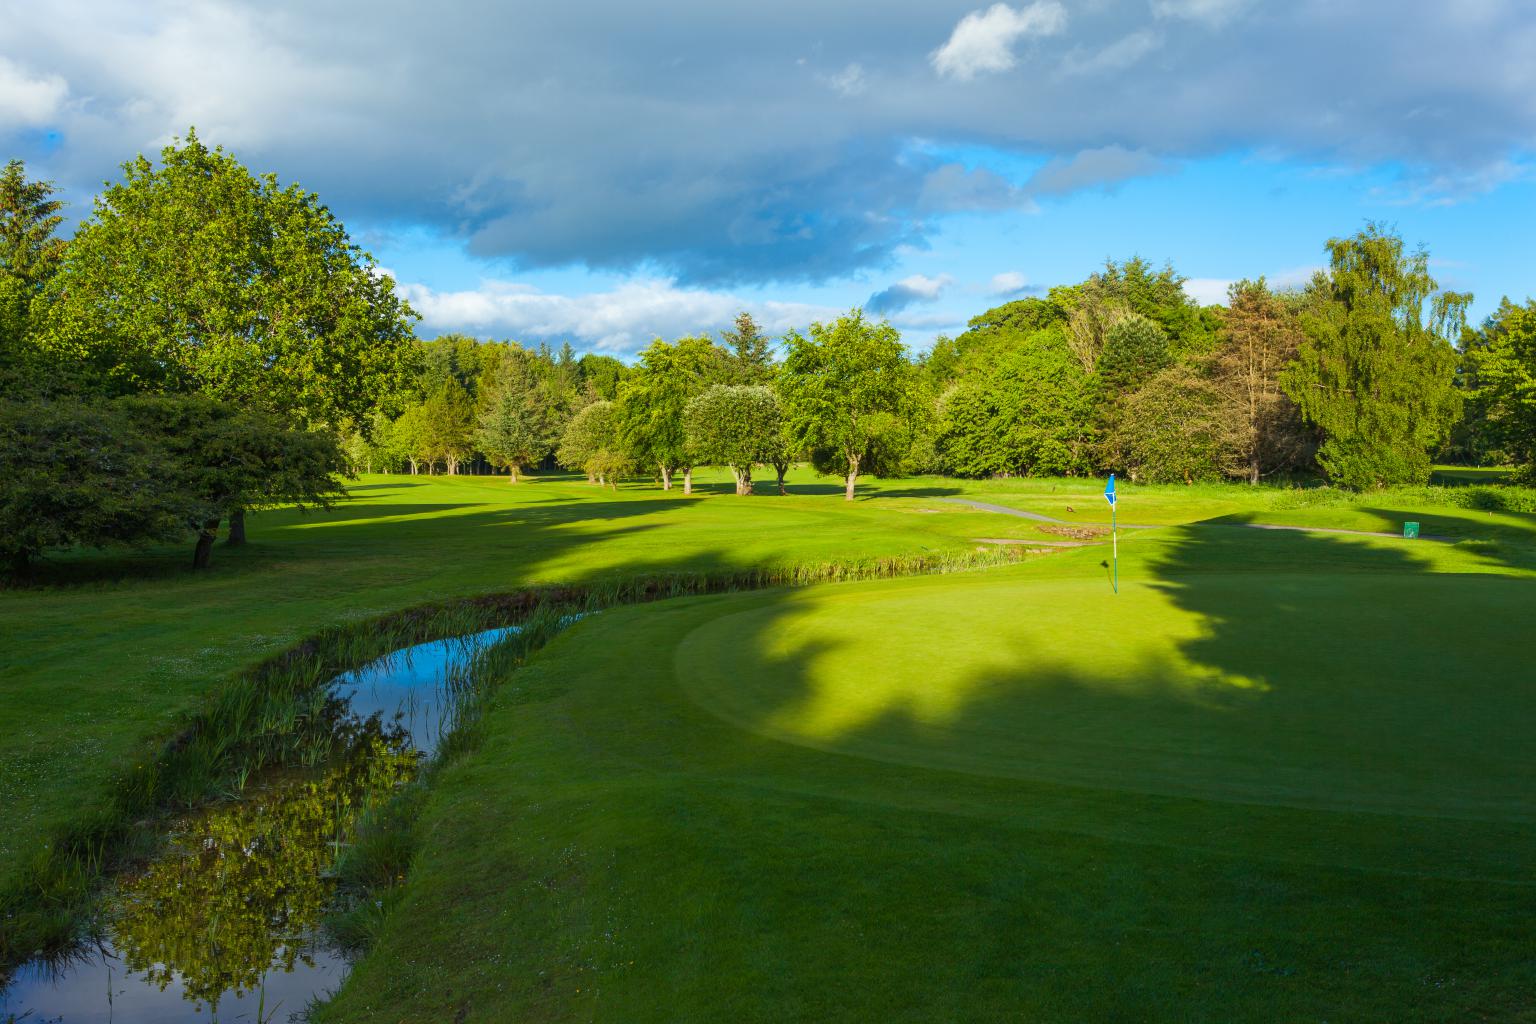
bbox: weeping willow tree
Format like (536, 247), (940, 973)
(1281, 224), (1471, 489)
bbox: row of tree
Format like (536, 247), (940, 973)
(359, 233), (1534, 498)
(5, 130), (1535, 573)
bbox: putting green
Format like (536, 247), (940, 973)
(678, 569), (1536, 821)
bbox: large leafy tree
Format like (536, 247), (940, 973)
(778, 310), (912, 500)
(615, 335), (724, 492)
(1107, 364), (1239, 484)
(36, 131), (418, 535)
(1462, 298), (1536, 478)
(686, 384), (781, 495)
(0, 160), (67, 390)
(937, 328), (1095, 478)
(1281, 224), (1470, 489)
(557, 400), (628, 487)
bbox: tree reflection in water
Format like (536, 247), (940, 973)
(106, 721), (417, 1015)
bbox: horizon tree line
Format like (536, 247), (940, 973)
(2, 135), (1535, 574)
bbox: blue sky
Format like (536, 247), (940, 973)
(2, 0), (1532, 355)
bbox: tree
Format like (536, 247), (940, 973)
(1462, 298), (1536, 478)
(125, 396), (344, 569)
(1214, 280), (1312, 483)
(476, 374), (552, 482)
(35, 131), (418, 538)
(615, 335), (723, 492)
(936, 328), (1095, 478)
(778, 310), (912, 500)
(1107, 365), (1239, 484)
(686, 385), (781, 495)
(1095, 314), (1171, 396)
(415, 383), (474, 474)
(0, 399), (186, 575)
(1281, 224), (1470, 489)
(558, 400), (628, 487)
(0, 160), (67, 392)
(721, 312), (774, 385)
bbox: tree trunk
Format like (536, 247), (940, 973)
(844, 455), (860, 501)
(226, 508), (247, 546)
(586, 472), (596, 484)
(683, 467), (693, 495)
(660, 465), (672, 490)
(193, 518), (220, 570)
(774, 461), (789, 495)
(734, 467), (753, 496)
(509, 466), (519, 483)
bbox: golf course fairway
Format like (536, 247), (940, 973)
(322, 523), (1536, 1022)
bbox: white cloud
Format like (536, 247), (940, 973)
(392, 275), (837, 355)
(931, 2), (1068, 81)
(827, 62), (867, 97)
(0, 57), (68, 127)
(1060, 29), (1164, 76)
(1150, 0), (1251, 27)
(989, 271), (1030, 295)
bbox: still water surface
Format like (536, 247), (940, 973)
(1, 626), (516, 1023)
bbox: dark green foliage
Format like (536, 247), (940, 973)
(1459, 298), (1536, 478)
(1108, 364), (1236, 483)
(0, 160), (66, 391)
(1096, 313), (1171, 395)
(1282, 224), (1470, 489)
(0, 398), (186, 573)
(720, 311), (774, 385)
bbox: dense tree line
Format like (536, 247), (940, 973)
(5, 132), (1534, 573)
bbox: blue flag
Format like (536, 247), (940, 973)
(1104, 473), (1117, 507)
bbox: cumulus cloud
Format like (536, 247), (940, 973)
(931, 2), (1068, 81)
(866, 273), (951, 315)
(392, 275), (838, 354)
(0, 58), (68, 127)
(1025, 145), (1175, 196)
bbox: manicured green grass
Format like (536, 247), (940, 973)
(321, 525), (1536, 1022)
(6, 469), (1536, 1018)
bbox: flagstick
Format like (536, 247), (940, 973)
(1111, 500), (1118, 594)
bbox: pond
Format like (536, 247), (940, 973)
(1, 626), (519, 1024)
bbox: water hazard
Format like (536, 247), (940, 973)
(2, 626), (518, 1023)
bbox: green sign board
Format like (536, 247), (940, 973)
(1403, 522), (1420, 539)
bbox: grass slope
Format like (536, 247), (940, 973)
(323, 524), (1536, 1022)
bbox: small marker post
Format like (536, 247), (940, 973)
(1105, 473), (1118, 594)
